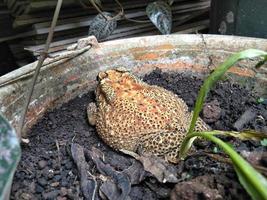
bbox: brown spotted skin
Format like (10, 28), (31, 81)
(87, 68), (210, 163)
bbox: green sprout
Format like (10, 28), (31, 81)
(261, 139), (267, 147)
(179, 49), (267, 200)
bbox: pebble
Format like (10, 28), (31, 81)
(61, 179), (68, 187)
(51, 182), (60, 187)
(47, 170), (55, 179)
(38, 160), (48, 169)
(60, 187), (68, 196)
(35, 184), (44, 193)
(54, 175), (62, 181)
(67, 189), (77, 199)
(42, 167), (49, 178)
(65, 161), (73, 170)
(37, 178), (47, 186)
(43, 190), (60, 199)
(29, 181), (36, 193)
(203, 99), (221, 123)
(57, 197), (67, 200)
(12, 182), (20, 192)
(20, 192), (32, 200)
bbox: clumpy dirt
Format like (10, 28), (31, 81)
(11, 69), (267, 200)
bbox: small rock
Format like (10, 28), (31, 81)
(61, 179), (68, 187)
(53, 175), (62, 181)
(12, 182), (20, 192)
(60, 187), (68, 196)
(233, 108), (257, 131)
(38, 160), (48, 169)
(67, 189), (77, 199)
(29, 181), (36, 193)
(170, 178), (222, 200)
(42, 167), (54, 179)
(20, 192), (32, 200)
(47, 169), (55, 179)
(57, 197), (67, 200)
(51, 182), (60, 187)
(52, 160), (59, 169)
(38, 178), (47, 186)
(203, 99), (221, 123)
(36, 184), (44, 193)
(43, 190), (60, 199)
(65, 161), (73, 170)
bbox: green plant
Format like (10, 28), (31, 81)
(0, 113), (21, 199)
(179, 49), (267, 200)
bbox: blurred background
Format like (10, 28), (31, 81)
(0, 0), (266, 76)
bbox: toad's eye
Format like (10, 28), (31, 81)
(98, 72), (108, 81)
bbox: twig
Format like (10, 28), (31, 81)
(18, 0), (63, 140)
(89, 0), (108, 20)
(88, 171), (98, 200)
(114, 0), (150, 23)
(91, 0), (123, 21)
(124, 17), (150, 23)
(191, 151), (267, 175)
(56, 139), (62, 169)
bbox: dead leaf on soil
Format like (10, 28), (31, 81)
(123, 160), (146, 185)
(70, 143), (97, 200)
(86, 147), (131, 200)
(120, 149), (179, 183)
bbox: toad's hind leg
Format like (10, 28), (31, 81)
(138, 130), (187, 163)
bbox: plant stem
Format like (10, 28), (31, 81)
(18, 0), (63, 140)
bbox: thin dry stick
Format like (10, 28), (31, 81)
(56, 139), (62, 169)
(88, 171), (97, 200)
(89, 0), (123, 21)
(114, 0), (150, 22)
(85, 0), (148, 22)
(124, 17), (150, 23)
(18, 0), (63, 140)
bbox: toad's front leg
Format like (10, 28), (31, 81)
(87, 102), (97, 126)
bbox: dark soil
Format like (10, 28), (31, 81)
(11, 69), (267, 200)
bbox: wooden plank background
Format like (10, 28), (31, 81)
(0, 0), (210, 66)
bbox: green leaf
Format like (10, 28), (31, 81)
(212, 146), (219, 153)
(146, 1), (172, 34)
(88, 12), (117, 40)
(257, 97), (267, 105)
(179, 49), (267, 159)
(0, 113), (21, 199)
(234, 166), (264, 200)
(260, 139), (267, 147)
(225, 142), (235, 149)
(255, 55), (267, 68)
(186, 132), (267, 200)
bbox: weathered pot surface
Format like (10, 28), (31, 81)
(0, 34), (266, 134)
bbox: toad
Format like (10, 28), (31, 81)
(87, 67), (210, 163)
